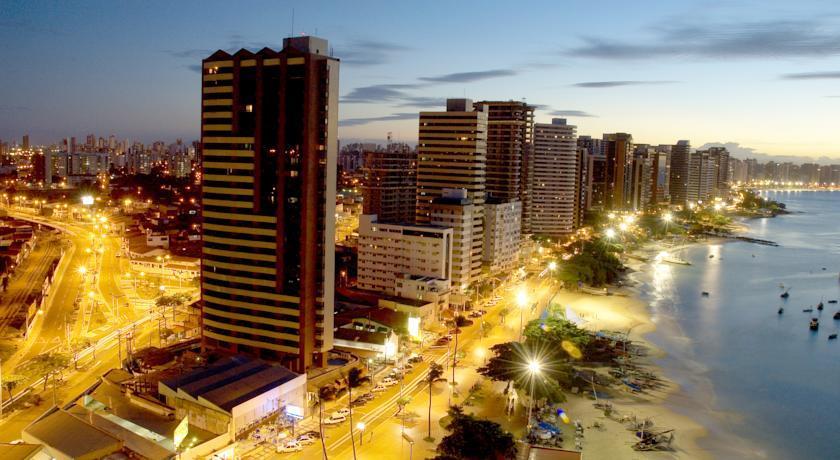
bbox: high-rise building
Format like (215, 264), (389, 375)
(417, 100), (486, 289)
(579, 136), (606, 211)
(706, 147), (730, 198)
(531, 118), (579, 236)
(430, 188), (481, 294)
(22, 134), (30, 151)
(603, 133), (633, 209)
(669, 140), (690, 205)
(687, 150), (715, 204)
(361, 145), (417, 223)
(475, 100), (534, 233)
(482, 199), (521, 273)
(199, 36), (338, 372)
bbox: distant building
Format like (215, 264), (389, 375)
(356, 214), (453, 295)
(22, 134), (29, 151)
(483, 198), (521, 273)
(200, 36), (338, 371)
(706, 146), (730, 198)
(669, 140), (691, 205)
(532, 118), (579, 236)
(687, 149), (715, 204)
(602, 133), (634, 209)
(361, 145), (417, 223)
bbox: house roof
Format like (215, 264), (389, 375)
(335, 307), (408, 330)
(23, 409), (122, 458)
(0, 443), (43, 460)
(160, 355), (301, 412)
(334, 328), (390, 346)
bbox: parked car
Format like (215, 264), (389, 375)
(277, 440), (303, 453)
(407, 355), (423, 364)
(324, 414), (347, 425)
(372, 384), (388, 392)
(434, 337), (451, 346)
(300, 430), (321, 439)
(382, 377), (399, 386)
(334, 408), (352, 417)
(468, 309), (486, 318)
(350, 398), (368, 408)
(296, 433), (317, 446)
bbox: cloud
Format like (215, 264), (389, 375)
(567, 19), (840, 60)
(419, 69), (516, 83)
(341, 84), (422, 104)
(186, 64), (203, 73)
(0, 105), (29, 111)
(550, 110), (597, 117)
(336, 39), (412, 66)
(396, 96), (447, 108)
(339, 112), (418, 127)
(572, 80), (677, 88)
(781, 71), (840, 80)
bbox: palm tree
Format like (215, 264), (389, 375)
(346, 369), (363, 460)
(317, 395), (328, 459)
(426, 362), (444, 440)
(450, 316), (470, 386)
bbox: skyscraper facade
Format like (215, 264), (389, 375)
(603, 133), (633, 209)
(361, 145), (417, 223)
(669, 140), (690, 205)
(199, 36), (338, 372)
(531, 118), (579, 236)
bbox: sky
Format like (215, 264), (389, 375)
(3, 0), (840, 161)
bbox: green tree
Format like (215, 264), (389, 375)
(477, 342), (569, 403)
(434, 406), (516, 460)
(17, 352), (70, 390)
(348, 367), (364, 388)
(2, 373), (26, 399)
(426, 362), (444, 440)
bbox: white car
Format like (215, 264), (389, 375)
(324, 414), (347, 425)
(296, 433), (317, 446)
(277, 440), (303, 453)
(333, 408), (352, 417)
(372, 384), (388, 392)
(381, 377), (399, 386)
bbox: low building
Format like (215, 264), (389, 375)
(333, 307), (407, 359)
(22, 408), (124, 460)
(158, 355), (306, 440)
(356, 214), (453, 295)
(128, 255), (200, 281)
(0, 443), (47, 460)
(394, 274), (450, 322)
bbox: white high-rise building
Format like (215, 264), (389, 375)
(483, 199), (521, 273)
(531, 118), (579, 236)
(430, 188), (479, 294)
(357, 214), (453, 295)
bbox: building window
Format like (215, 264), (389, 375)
(245, 104), (254, 113)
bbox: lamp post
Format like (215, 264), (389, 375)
(526, 360), (542, 431)
(517, 289), (528, 342)
(356, 421), (365, 445)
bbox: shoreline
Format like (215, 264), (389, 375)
(556, 233), (761, 459)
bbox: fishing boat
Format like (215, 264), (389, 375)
(829, 334), (838, 340)
(709, 254), (714, 259)
(818, 302), (824, 311)
(778, 307), (784, 315)
(828, 300), (838, 304)
(803, 308), (813, 313)
(810, 318), (819, 330)
(833, 311), (840, 320)
(780, 289), (790, 299)
(701, 291), (710, 297)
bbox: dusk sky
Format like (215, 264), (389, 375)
(3, 0), (840, 160)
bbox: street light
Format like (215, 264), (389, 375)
(526, 360), (542, 431)
(662, 213), (673, 223)
(517, 289), (528, 341)
(604, 228), (616, 239)
(356, 421), (366, 445)
(548, 261), (557, 272)
(618, 222), (629, 232)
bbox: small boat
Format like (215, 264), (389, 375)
(780, 290), (790, 299)
(833, 311), (840, 320)
(817, 302), (824, 311)
(829, 334), (838, 340)
(828, 300), (838, 304)
(701, 291), (710, 297)
(778, 307), (784, 314)
(779, 283), (785, 289)
(810, 318), (819, 330)
(709, 255), (714, 259)
(803, 308), (813, 313)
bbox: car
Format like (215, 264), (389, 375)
(301, 430), (321, 439)
(407, 355), (423, 364)
(433, 337), (450, 346)
(359, 392), (375, 400)
(296, 433), (317, 445)
(372, 384), (388, 392)
(350, 398), (368, 407)
(382, 377), (399, 386)
(334, 408), (352, 417)
(277, 440), (303, 453)
(324, 414), (346, 425)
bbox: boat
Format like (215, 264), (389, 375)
(803, 308), (813, 312)
(780, 289), (790, 299)
(779, 283), (785, 289)
(778, 307), (784, 314)
(709, 254), (714, 259)
(828, 300), (838, 304)
(829, 334), (838, 340)
(701, 291), (710, 297)
(817, 302), (824, 311)
(833, 311), (840, 320)
(810, 318), (819, 330)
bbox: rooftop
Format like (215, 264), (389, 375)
(23, 408), (123, 459)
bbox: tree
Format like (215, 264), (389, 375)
(477, 342), (569, 404)
(426, 362), (444, 440)
(498, 307), (510, 325)
(450, 316), (470, 385)
(17, 352), (70, 390)
(348, 367), (364, 388)
(523, 316), (591, 353)
(2, 374), (25, 399)
(434, 406), (516, 460)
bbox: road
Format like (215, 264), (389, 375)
(0, 231), (61, 336)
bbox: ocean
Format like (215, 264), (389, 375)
(633, 190), (840, 460)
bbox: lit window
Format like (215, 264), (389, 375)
(245, 104), (253, 113)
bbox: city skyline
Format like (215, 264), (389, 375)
(4, 1), (840, 160)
